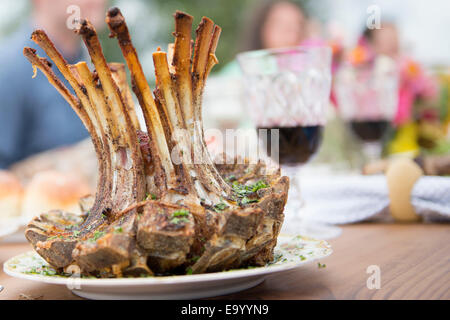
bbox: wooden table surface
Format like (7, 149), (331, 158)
(0, 223), (449, 300)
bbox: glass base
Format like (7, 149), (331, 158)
(281, 215), (342, 240)
(362, 141), (383, 160)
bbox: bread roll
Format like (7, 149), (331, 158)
(0, 170), (24, 220)
(21, 170), (92, 221)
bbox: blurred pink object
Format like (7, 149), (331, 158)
(394, 58), (438, 125)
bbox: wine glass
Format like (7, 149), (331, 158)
(237, 46), (339, 239)
(335, 56), (399, 159)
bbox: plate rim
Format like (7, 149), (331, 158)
(3, 235), (332, 287)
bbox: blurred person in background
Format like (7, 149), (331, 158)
(0, 0), (107, 168)
(241, 0), (309, 52)
(220, 0), (310, 76)
(351, 22), (442, 155)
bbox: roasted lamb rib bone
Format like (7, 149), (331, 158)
(22, 48), (110, 268)
(106, 8), (177, 197)
(108, 62), (141, 131)
(69, 20), (150, 274)
(23, 45), (110, 218)
(152, 51), (196, 197)
(77, 19), (146, 212)
(189, 16), (232, 200)
(167, 43), (176, 74)
(24, 24), (147, 273)
(26, 32), (113, 225)
(168, 12), (230, 201)
(106, 8), (232, 205)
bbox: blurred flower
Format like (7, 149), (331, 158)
(395, 58), (438, 125)
(348, 37), (374, 66)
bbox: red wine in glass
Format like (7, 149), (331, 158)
(349, 120), (389, 142)
(257, 125), (324, 165)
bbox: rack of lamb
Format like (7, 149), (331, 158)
(23, 8), (289, 277)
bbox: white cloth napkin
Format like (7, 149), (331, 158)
(297, 175), (450, 224)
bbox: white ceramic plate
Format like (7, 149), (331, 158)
(3, 235), (332, 300)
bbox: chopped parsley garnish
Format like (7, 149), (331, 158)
(146, 193), (157, 200)
(114, 226), (123, 234)
(240, 197), (258, 205)
(232, 180), (269, 197)
(170, 217), (190, 224)
(190, 255), (200, 263)
(172, 209), (190, 217)
(318, 263), (326, 269)
(169, 209), (191, 225)
(225, 175), (236, 182)
(213, 201), (229, 212)
(251, 180), (269, 192)
(231, 180), (269, 205)
(89, 231), (105, 242)
(72, 230), (81, 237)
(25, 265), (57, 276)
(186, 267), (193, 275)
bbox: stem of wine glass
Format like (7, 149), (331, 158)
(280, 164), (342, 240)
(281, 164), (304, 230)
(362, 141), (383, 160)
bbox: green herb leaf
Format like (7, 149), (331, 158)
(72, 230), (81, 237)
(213, 201), (229, 212)
(232, 180), (269, 199)
(89, 231), (105, 242)
(172, 209), (190, 217)
(251, 180), (269, 192)
(241, 196), (258, 205)
(190, 255), (200, 263)
(170, 217), (190, 224)
(225, 175), (236, 182)
(146, 193), (157, 200)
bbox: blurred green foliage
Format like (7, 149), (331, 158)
(149, 0), (252, 70)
